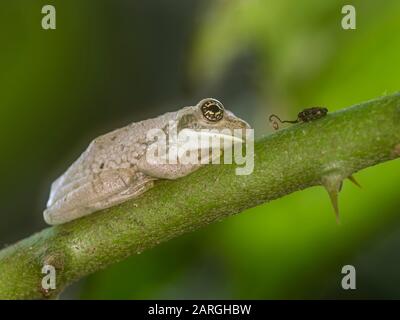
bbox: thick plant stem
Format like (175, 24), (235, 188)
(1, 93), (400, 299)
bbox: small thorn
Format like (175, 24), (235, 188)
(322, 174), (343, 223)
(325, 186), (340, 224)
(348, 175), (361, 188)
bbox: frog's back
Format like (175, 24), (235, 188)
(47, 111), (176, 208)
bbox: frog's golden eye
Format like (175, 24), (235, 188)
(200, 99), (224, 122)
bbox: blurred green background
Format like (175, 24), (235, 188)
(1, 0), (400, 299)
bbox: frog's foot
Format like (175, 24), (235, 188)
(89, 178), (155, 211)
(44, 169), (154, 225)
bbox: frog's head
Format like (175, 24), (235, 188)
(176, 98), (250, 133)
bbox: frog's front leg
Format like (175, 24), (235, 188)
(89, 177), (155, 211)
(44, 169), (154, 225)
(136, 129), (244, 179)
(137, 155), (202, 180)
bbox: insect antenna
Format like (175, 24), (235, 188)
(269, 114), (299, 130)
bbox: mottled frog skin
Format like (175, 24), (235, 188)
(44, 98), (250, 225)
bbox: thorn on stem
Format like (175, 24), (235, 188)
(348, 175), (361, 188)
(322, 174), (343, 224)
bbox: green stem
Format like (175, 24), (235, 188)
(1, 93), (400, 299)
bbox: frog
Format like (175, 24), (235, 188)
(44, 98), (250, 225)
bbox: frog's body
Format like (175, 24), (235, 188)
(44, 98), (250, 225)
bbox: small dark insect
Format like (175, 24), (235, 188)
(269, 107), (328, 130)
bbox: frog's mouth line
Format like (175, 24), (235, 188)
(177, 129), (245, 151)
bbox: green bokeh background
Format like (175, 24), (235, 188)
(1, 0), (400, 299)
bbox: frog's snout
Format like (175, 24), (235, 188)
(230, 116), (251, 130)
(240, 118), (251, 129)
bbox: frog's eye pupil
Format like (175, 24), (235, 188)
(201, 100), (224, 122)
